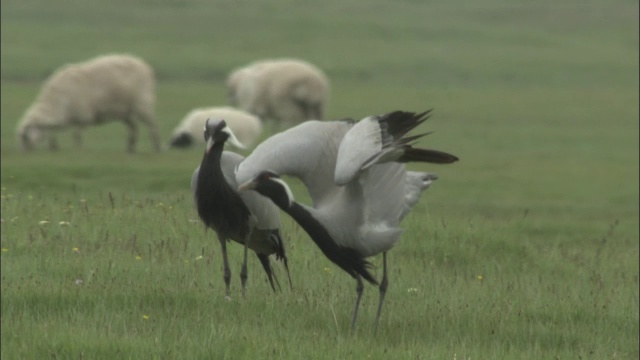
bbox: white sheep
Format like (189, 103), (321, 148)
(226, 58), (330, 125)
(16, 53), (162, 153)
(169, 106), (263, 149)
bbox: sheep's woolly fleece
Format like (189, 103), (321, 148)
(16, 53), (162, 153)
(226, 58), (330, 124)
(169, 106), (263, 149)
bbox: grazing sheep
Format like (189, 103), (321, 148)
(16, 54), (162, 153)
(226, 58), (330, 125)
(169, 106), (263, 149)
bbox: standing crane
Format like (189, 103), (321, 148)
(193, 118), (291, 300)
(236, 110), (458, 329)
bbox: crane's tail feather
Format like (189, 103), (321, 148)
(256, 253), (281, 292)
(266, 229), (293, 289)
(282, 254), (293, 290)
(341, 247), (378, 285)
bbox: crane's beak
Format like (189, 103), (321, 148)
(205, 136), (215, 154)
(237, 179), (256, 192)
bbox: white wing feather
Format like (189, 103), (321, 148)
(334, 115), (382, 186)
(236, 120), (352, 207)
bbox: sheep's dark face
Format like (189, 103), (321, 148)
(18, 125), (42, 151)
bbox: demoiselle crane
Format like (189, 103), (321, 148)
(236, 110), (458, 329)
(193, 118), (291, 300)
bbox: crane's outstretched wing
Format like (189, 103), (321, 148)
(334, 110), (458, 186)
(333, 111), (458, 256)
(236, 120), (354, 207)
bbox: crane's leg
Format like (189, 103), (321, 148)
(374, 252), (389, 330)
(73, 126), (84, 148)
(219, 238), (232, 301)
(350, 275), (364, 332)
(240, 242), (249, 298)
(256, 253), (280, 292)
(239, 230), (253, 298)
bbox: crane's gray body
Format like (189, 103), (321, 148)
(193, 151), (282, 256)
(236, 119), (434, 258)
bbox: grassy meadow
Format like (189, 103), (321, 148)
(1, 0), (638, 358)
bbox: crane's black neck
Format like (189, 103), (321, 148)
(203, 141), (225, 163)
(196, 142), (251, 239)
(283, 202), (377, 285)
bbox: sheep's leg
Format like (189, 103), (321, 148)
(296, 100), (315, 121)
(48, 135), (59, 151)
(374, 252), (389, 331)
(124, 118), (139, 153)
(219, 238), (232, 301)
(350, 275), (364, 332)
(137, 111), (163, 152)
(73, 127), (83, 148)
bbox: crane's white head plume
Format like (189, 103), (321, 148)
(204, 118), (246, 153)
(238, 171), (294, 209)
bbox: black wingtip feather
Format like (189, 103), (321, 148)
(400, 147), (459, 164)
(378, 109), (459, 164)
(377, 110), (434, 147)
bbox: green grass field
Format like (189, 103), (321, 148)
(1, 0), (638, 358)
